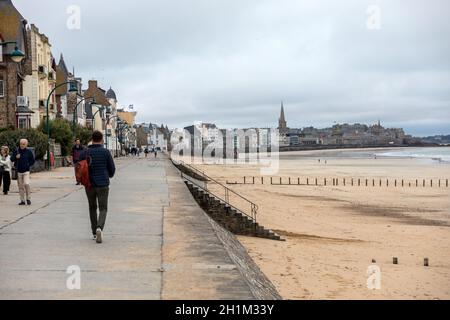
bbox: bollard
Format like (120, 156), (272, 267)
(372, 259), (376, 263)
(424, 258), (429, 267)
(402, 180), (404, 187)
(423, 179), (425, 187)
(298, 177), (300, 185)
(324, 178), (327, 186)
(336, 178), (338, 186)
(244, 177), (246, 184)
(289, 177), (291, 185)
(358, 179), (360, 186)
(261, 177), (264, 185)
(379, 179), (382, 187)
(344, 178), (346, 186)
(439, 179), (441, 187)
(393, 257), (398, 265)
(387, 179), (389, 187)
(372, 179), (375, 187)
(253, 177), (255, 184)
(271, 177), (273, 185)
(395, 179), (397, 187)
(316, 178), (318, 186)
(409, 182), (411, 187)
(431, 180), (433, 188)
(366, 179), (368, 187)
(280, 177), (282, 185)
(352, 178), (354, 186)
(447, 179), (448, 187)
(416, 179), (418, 187)
(307, 178), (309, 186)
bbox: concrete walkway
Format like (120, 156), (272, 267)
(0, 156), (255, 300)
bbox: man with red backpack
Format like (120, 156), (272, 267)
(78, 131), (116, 243)
(71, 138), (85, 185)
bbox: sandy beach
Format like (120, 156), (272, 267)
(194, 147), (450, 300)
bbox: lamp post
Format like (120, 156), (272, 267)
(72, 97), (96, 138)
(106, 115), (120, 157)
(0, 41), (26, 63)
(91, 105), (105, 132)
(104, 107), (112, 150)
(1, 41), (26, 128)
(45, 81), (79, 170)
(119, 124), (131, 152)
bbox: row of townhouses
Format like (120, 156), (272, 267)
(174, 102), (417, 158)
(0, 0), (137, 155)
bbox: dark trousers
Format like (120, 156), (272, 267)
(0, 170), (11, 194)
(85, 186), (110, 235)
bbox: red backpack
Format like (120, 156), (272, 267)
(75, 151), (91, 189)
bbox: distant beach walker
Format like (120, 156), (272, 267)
(376, 147), (450, 163)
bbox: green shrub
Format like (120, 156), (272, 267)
(0, 129), (47, 159)
(74, 125), (92, 146)
(38, 119), (73, 156)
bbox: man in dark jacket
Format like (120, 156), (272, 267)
(80, 131), (116, 243)
(11, 139), (35, 206)
(71, 138), (85, 185)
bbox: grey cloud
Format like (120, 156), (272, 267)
(13, 0), (450, 136)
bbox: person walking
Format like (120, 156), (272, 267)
(11, 139), (35, 205)
(0, 146), (12, 195)
(71, 138), (85, 185)
(80, 131), (116, 243)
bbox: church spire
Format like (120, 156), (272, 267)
(278, 101), (288, 134)
(280, 101), (286, 123)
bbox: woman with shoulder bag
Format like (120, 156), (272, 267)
(0, 146), (13, 195)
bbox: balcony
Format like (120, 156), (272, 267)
(38, 65), (48, 79)
(48, 71), (56, 82)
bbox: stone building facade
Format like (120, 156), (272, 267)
(22, 24), (57, 128)
(0, 0), (32, 129)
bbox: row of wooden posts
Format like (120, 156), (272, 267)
(373, 257), (429, 267)
(226, 176), (449, 188)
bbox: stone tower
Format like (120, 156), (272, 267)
(278, 101), (288, 135)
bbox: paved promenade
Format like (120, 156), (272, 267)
(0, 156), (255, 300)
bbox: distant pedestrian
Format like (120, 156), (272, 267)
(154, 149), (158, 158)
(71, 138), (85, 185)
(11, 139), (35, 206)
(80, 131), (116, 243)
(0, 146), (12, 195)
(144, 147), (149, 158)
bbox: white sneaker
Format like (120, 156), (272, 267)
(96, 228), (103, 244)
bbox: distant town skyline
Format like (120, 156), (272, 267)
(13, 0), (450, 137)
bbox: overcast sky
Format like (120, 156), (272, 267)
(13, 0), (450, 136)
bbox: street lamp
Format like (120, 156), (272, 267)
(105, 107), (112, 150)
(106, 115), (120, 156)
(92, 105), (105, 132)
(72, 97), (96, 138)
(46, 81), (79, 170)
(0, 41), (26, 63)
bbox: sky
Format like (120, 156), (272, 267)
(12, 0), (450, 136)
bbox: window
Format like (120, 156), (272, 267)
(18, 117), (28, 130)
(0, 79), (4, 97)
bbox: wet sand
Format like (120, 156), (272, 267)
(194, 148), (450, 300)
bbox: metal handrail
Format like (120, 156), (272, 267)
(175, 159), (258, 222)
(182, 172), (257, 222)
